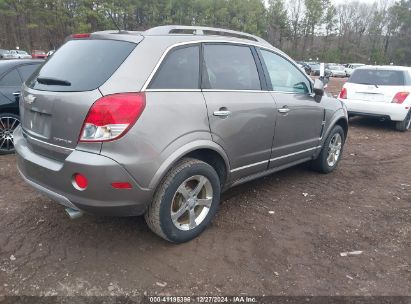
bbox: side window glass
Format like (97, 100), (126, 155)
(149, 45), (200, 89)
(0, 69), (22, 86)
(203, 44), (261, 90)
(18, 64), (40, 82)
(260, 50), (311, 94)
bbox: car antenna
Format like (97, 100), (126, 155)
(106, 10), (124, 33)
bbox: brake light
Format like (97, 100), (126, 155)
(71, 33), (90, 39)
(80, 93), (146, 142)
(392, 92), (409, 104)
(338, 87), (347, 99)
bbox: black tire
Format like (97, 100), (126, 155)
(145, 158), (221, 243)
(0, 113), (20, 155)
(310, 125), (345, 174)
(395, 110), (411, 132)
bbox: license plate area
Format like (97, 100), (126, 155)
(355, 93), (384, 102)
(23, 110), (52, 139)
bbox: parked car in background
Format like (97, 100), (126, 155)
(296, 61), (312, 75)
(0, 49), (13, 60)
(0, 59), (43, 154)
(9, 50), (32, 59)
(345, 63), (365, 77)
(14, 26), (348, 243)
(326, 65), (346, 78)
(309, 63), (322, 76)
(338, 65), (411, 131)
(309, 63), (331, 77)
(31, 50), (48, 59)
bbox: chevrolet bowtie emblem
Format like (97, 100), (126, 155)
(25, 94), (36, 104)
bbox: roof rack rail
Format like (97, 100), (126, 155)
(144, 25), (271, 46)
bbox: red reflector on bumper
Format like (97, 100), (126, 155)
(111, 182), (132, 189)
(73, 173), (88, 190)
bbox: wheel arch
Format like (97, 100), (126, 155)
(148, 140), (231, 191)
(322, 110), (348, 144)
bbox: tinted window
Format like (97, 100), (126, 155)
(18, 64), (41, 81)
(0, 69), (22, 86)
(149, 46), (200, 89)
(28, 39), (136, 92)
(260, 50), (311, 93)
(349, 69), (405, 86)
(203, 44), (261, 90)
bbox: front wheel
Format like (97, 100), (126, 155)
(0, 113), (20, 155)
(310, 125), (345, 173)
(395, 110), (411, 132)
(145, 158), (221, 243)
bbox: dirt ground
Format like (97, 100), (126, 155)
(0, 78), (410, 297)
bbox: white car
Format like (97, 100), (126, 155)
(327, 65), (346, 77)
(9, 50), (32, 59)
(338, 65), (411, 131)
(345, 63), (365, 77)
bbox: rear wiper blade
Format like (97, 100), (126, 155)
(37, 77), (71, 86)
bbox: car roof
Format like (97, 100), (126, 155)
(0, 59), (43, 68)
(0, 59), (43, 76)
(357, 65), (411, 71)
(88, 25), (274, 49)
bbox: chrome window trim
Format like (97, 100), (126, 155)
(22, 130), (75, 153)
(202, 89), (269, 93)
(141, 39), (289, 91)
(145, 89), (202, 92)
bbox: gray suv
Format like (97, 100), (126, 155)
(14, 26), (348, 243)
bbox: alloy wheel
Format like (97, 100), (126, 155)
(327, 133), (342, 167)
(170, 175), (213, 231)
(0, 116), (20, 153)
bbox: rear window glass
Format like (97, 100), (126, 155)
(348, 69), (405, 86)
(27, 39), (136, 92)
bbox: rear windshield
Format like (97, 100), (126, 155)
(27, 39), (136, 92)
(348, 69), (405, 86)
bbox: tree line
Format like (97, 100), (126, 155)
(0, 0), (410, 65)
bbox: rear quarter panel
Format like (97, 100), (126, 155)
(99, 92), (214, 190)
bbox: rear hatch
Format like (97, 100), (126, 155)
(20, 37), (138, 161)
(347, 68), (407, 102)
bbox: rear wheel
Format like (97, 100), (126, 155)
(395, 110), (411, 132)
(145, 158), (221, 243)
(0, 113), (20, 155)
(310, 125), (345, 173)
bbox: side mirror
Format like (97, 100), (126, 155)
(313, 79), (324, 102)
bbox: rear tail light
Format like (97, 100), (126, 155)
(392, 92), (409, 104)
(79, 93), (146, 142)
(338, 87), (347, 99)
(71, 33), (90, 39)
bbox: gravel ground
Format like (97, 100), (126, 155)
(0, 78), (410, 297)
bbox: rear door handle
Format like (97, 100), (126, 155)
(278, 107), (290, 114)
(213, 110), (231, 117)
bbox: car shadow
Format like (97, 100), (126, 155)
(348, 116), (397, 132)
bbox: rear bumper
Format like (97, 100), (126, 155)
(339, 98), (408, 121)
(14, 126), (153, 216)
